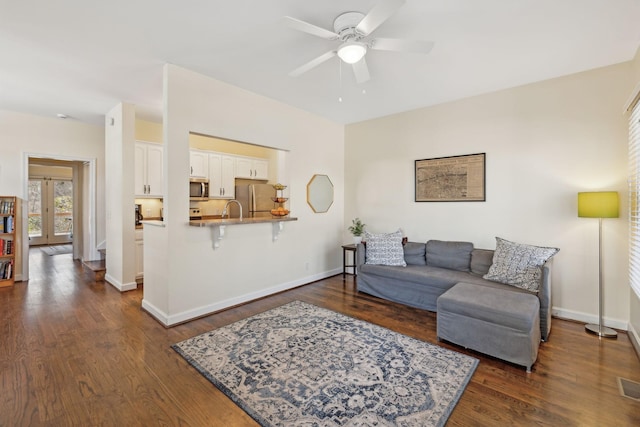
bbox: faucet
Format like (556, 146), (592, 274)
(222, 200), (243, 221)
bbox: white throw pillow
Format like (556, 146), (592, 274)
(364, 229), (406, 267)
(483, 237), (559, 292)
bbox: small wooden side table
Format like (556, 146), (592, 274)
(342, 244), (357, 277)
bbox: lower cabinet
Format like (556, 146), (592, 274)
(135, 229), (143, 279)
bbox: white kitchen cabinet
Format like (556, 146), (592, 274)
(190, 150), (209, 178)
(208, 153), (235, 199)
(135, 229), (144, 279)
(235, 156), (268, 180)
(135, 141), (163, 197)
(253, 158), (268, 180)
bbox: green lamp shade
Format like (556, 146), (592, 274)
(577, 191), (619, 218)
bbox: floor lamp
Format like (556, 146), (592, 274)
(578, 191), (619, 338)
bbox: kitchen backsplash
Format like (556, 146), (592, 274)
(189, 199), (228, 216)
(134, 198), (163, 219)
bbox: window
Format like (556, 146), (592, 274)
(628, 99), (640, 298)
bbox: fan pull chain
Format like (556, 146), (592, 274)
(338, 60), (343, 102)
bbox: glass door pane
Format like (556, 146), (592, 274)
(50, 180), (72, 244)
(28, 179), (46, 246)
(28, 178), (73, 246)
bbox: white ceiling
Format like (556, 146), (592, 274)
(1, 0), (639, 126)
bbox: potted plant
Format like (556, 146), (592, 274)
(348, 218), (366, 244)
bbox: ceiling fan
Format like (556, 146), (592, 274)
(283, 0), (434, 84)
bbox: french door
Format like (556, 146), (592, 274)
(28, 179), (73, 246)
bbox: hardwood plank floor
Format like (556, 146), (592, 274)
(1, 249), (638, 426)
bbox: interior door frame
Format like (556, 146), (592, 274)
(22, 153), (98, 282)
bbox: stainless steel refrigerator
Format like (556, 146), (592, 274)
(232, 183), (275, 217)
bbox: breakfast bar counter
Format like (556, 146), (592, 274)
(188, 216), (298, 249)
(188, 216), (297, 227)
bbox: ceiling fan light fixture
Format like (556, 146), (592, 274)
(337, 41), (367, 64)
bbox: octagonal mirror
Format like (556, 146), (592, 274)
(307, 174), (334, 213)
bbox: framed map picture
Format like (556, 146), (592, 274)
(415, 153), (486, 202)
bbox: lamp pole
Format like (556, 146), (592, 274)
(584, 217), (617, 338)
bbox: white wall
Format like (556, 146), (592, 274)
(0, 110), (105, 278)
(104, 103), (137, 291)
(345, 62), (632, 329)
(142, 64), (344, 325)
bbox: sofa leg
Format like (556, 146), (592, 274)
(526, 365), (532, 374)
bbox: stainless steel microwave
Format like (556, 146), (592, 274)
(189, 178), (209, 200)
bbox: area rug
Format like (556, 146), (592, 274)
(172, 301), (478, 426)
(40, 244), (72, 256)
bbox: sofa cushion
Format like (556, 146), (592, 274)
(364, 229), (406, 267)
(359, 263), (503, 290)
(438, 282), (540, 331)
(403, 242), (426, 265)
(483, 237), (559, 292)
(426, 240), (473, 272)
(470, 249), (494, 276)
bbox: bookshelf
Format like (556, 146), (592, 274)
(0, 196), (16, 287)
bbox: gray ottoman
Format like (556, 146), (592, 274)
(437, 282), (541, 373)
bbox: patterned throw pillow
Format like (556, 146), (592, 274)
(483, 237), (559, 292)
(364, 230), (407, 267)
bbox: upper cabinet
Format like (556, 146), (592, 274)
(190, 150), (209, 179)
(189, 148), (270, 190)
(208, 153), (235, 199)
(235, 156), (268, 180)
(135, 141), (163, 197)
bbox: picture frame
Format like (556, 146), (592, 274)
(415, 153), (486, 202)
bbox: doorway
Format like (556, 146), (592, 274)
(20, 153), (97, 283)
(28, 177), (73, 246)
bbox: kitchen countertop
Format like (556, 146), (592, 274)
(136, 217), (163, 229)
(189, 216), (298, 227)
(140, 220), (165, 228)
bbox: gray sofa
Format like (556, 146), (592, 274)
(355, 240), (552, 341)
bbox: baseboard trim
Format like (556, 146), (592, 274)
(552, 306), (628, 331)
(143, 269), (341, 327)
(105, 274), (138, 292)
(141, 299), (170, 326)
(628, 323), (640, 361)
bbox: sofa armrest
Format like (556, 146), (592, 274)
(538, 261), (552, 341)
(356, 243), (366, 268)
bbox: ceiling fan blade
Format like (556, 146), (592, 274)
(289, 50), (337, 77)
(356, 0), (406, 36)
(352, 58), (370, 84)
(282, 16), (339, 40)
(371, 38), (434, 54)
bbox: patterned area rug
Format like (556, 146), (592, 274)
(172, 301), (478, 426)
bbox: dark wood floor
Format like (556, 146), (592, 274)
(1, 250), (639, 426)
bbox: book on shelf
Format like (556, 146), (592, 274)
(1, 216), (13, 233)
(1, 239), (12, 255)
(0, 200), (15, 215)
(0, 259), (13, 280)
